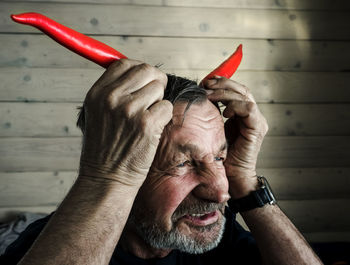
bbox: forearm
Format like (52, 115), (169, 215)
(19, 176), (140, 265)
(241, 204), (322, 265)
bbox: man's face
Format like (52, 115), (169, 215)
(127, 99), (230, 254)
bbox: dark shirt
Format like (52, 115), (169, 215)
(0, 207), (261, 264)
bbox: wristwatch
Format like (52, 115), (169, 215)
(228, 176), (277, 213)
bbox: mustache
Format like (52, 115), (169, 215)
(172, 198), (226, 221)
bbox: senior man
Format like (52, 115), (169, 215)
(1, 59), (322, 264)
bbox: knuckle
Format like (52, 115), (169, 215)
(157, 71), (168, 86)
(105, 92), (117, 110)
(114, 58), (131, 69)
(121, 102), (135, 118)
(246, 101), (257, 113)
(138, 63), (154, 74)
(152, 80), (166, 97)
(262, 118), (269, 134)
(106, 59), (127, 72)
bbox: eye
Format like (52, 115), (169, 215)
(214, 157), (224, 162)
(176, 160), (190, 168)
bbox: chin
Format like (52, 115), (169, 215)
(131, 212), (226, 255)
(175, 217), (226, 254)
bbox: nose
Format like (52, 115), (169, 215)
(192, 165), (231, 204)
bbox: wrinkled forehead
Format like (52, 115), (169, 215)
(171, 100), (222, 126)
(165, 100), (225, 149)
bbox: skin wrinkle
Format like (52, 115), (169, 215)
(121, 99), (231, 258)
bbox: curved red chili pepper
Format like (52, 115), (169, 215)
(11, 12), (241, 80)
(11, 12), (127, 68)
(202, 44), (243, 82)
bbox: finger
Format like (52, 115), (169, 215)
(207, 89), (254, 106)
(86, 59), (144, 101)
(107, 63), (168, 99)
(95, 59), (144, 88)
(223, 100), (262, 130)
(128, 80), (166, 113)
(204, 77), (255, 102)
(146, 100), (173, 132)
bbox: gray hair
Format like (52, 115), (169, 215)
(76, 74), (215, 133)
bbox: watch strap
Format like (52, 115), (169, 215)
(228, 186), (275, 213)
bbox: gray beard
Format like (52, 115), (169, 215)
(127, 202), (226, 254)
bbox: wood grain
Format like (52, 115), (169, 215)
(2, 3), (350, 40)
(1, 68), (350, 103)
(0, 171), (76, 207)
(2, 35), (350, 71)
(3, 0), (350, 11)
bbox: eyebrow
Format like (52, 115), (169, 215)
(176, 141), (228, 156)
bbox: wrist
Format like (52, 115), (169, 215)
(228, 173), (259, 199)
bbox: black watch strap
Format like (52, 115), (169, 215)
(228, 176), (277, 213)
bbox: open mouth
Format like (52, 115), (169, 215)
(181, 210), (219, 226)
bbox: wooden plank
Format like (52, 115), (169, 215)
(258, 136), (350, 168)
(4, 0), (350, 11)
(0, 137), (82, 172)
(237, 199), (350, 235)
(0, 136), (349, 171)
(1, 68), (350, 103)
(260, 168), (350, 200)
(157, 0), (350, 10)
(0, 68), (101, 103)
(0, 171), (76, 207)
(1, 35), (350, 72)
(0, 103), (83, 137)
(260, 104), (350, 136)
(2, 3), (350, 40)
(1, 102), (349, 137)
(0, 168), (348, 208)
(278, 199), (350, 233)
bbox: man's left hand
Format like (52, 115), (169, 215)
(204, 76), (269, 199)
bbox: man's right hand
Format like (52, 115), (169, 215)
(79, 59), (173, 186)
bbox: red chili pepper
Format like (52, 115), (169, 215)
(11, 12), (127, 68)
(201, 44), (243, 82)
(11, 12), (241, 79)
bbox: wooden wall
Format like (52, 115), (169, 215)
(1, 0), (350, 242)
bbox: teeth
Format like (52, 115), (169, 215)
(189, 213), (207, 217)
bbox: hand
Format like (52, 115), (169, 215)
(79, 59), (173, 186)
(204, 76), (268, 198)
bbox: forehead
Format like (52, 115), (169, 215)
(166, 100), (225, 153)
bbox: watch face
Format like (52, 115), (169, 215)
(259, 176), (277, 204)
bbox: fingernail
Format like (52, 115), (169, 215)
(206, 78), (218, 86)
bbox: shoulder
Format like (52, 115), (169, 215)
(0, 213), (53, 265)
